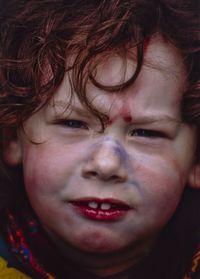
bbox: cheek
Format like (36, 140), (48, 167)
(22, 144), (76, 198)
(132, 155), (186, 217)
(135, 147), (188, 189)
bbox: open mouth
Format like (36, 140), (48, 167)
(70, 198), (131, 221)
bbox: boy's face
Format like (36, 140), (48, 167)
(8, 36), (199, 270)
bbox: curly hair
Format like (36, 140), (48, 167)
(0, 0), (199, 149)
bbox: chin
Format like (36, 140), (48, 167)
(69, 231), (128, 254)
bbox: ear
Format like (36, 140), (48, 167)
(2, 128), (22, 166)
(188, 163), (200, 189)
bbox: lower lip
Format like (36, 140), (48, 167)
(71, 205), (129, 221)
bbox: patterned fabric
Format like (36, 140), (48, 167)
(0, 256), (30, 278)
(183, 244), (200, 279)
(2, 207), (200, 279)
(4, 207), (95, 279)
(5, 208), (56, 279)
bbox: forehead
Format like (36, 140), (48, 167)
(91, 35), (185, 85)
(48, 35), (186, 118)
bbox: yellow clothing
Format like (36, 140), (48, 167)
(0, 257), (30, 279)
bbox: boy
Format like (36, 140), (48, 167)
(0, 0), (200, 278)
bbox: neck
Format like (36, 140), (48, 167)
(45, 229), (155, 278)
(85, 254), (144, 278)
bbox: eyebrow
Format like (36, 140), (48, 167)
(49, 101), (93, 118)
(131, 115), (181, 125)
(49, 101), (181, 124)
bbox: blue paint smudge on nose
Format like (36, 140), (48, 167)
(84, 137), (142, 189)
(114, 142), (129, 161)
(90, 136), (130, 163)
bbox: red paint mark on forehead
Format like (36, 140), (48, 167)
(109, 107), (132, 123)
(123, 115), (132, 123)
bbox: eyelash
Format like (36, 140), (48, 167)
(55, 119), (88, 129)
(130, 129), (166, 139)
(54, 119), (167, 139)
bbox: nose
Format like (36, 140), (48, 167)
(82, 140), (128, 183)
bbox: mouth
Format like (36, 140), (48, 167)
(70, 198), (131, 221)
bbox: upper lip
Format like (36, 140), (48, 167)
(70, 197), (131, 209)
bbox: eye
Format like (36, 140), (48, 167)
(130, 129), (166, 138)
(56, 119), (88, 129)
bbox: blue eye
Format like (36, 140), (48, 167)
(65, 119), (85, 128)
(131, 129), (165, 138)
(55, 119), (88, 129)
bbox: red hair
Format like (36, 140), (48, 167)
(0, 0), (199, 153)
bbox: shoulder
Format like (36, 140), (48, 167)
(0, 232), (13, 262)
(0, 256), (30, 278)
(0, 233), (30, 278)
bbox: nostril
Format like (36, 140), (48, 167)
(82, 147), (128, 182)
(110, 175), (126, 183)
(110, 175), (120, 181)
(83, 171), (98, 179)
(83, 169), (126, 182)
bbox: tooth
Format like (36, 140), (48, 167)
(88, 202), (98, 209)
(100, 203), (111, 210)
